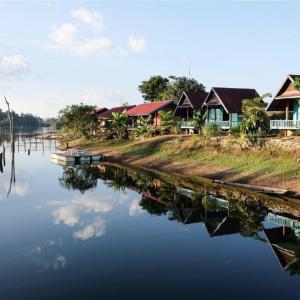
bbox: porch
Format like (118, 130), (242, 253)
(270, 120), (300, 130)
(206, 120), (241, 129)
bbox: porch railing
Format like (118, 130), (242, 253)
(270, 120), (300, 129)
(207, 120), (230, 129)
(180, 121), (196, 129)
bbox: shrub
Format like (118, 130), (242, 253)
(229, 126), (242, 138)
(202, 123), (220, 138)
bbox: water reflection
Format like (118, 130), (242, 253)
(56, 162), (300, 274)
(0, 135), (55, 198)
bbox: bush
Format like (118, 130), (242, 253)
(229, 126), (242, 138)
(202, 123), (220, 138)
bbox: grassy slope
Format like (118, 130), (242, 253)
(64, 135), (300, 192)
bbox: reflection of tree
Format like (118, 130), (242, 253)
(230, 202), (266, 238)
(59, 166), (99, 193)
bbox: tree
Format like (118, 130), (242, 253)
(192, 109), (207, 133)
(138, 75), (169, 102)
(241, 93), (271, 139)
(107, 112), (129, 139)
(294, 77), (300, 91)
(132, 116), (154, 138)
(160, 110), (177, 134)
(59, 103), (98, 138)
(166, 76), (205, 100)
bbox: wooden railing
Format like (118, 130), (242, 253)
(180, 120), (241, 130)
(270, 120), (300, 129)
(207, 120), (230, 129)
(180, 121), (196, 129)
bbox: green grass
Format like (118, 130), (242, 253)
(69, 135), (300, 182)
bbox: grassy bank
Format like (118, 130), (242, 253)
(61, 135), (300, 194)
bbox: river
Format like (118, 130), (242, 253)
(0, 137), (300, 300)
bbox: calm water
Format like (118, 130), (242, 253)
(0, 138), (300, 300)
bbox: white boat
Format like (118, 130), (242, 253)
(50, 149), (102, 165)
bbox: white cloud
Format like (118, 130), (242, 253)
(128, 35), (146, 53)
(73, 217), (106, 240)
(49, 9), (146, 57)
(0, 54), (28, 79)
(51, 194), (114, 227)
(50, 22), (114, 56)
(50, 23), (78, 46)
(71, 7), (104, 32)
(0, 176), (29, 200)
(129, 200), (144, 216)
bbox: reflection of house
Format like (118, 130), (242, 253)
(264, 226), (299, 271)
(202, 210), (241, 237)
(124, 100), (176, 127)
(173, 91), (208, 131)
(202, 87), (259, 129)
(97, 105), (136, 129)
(175, 206), (203, 225)
(267, 75), (300, 130)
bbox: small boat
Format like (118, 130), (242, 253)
(50, 149), (102, 165)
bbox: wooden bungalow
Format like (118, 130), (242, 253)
(202, 87), (259, 129)
(173, 91), (208, 130)
(124, 100), (176, 128)
(267, 74), (300, 130)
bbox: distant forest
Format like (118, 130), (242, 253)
(0, 109), (60, 130)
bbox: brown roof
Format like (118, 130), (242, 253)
(182, 91), (208, 108)
(203, 87), (259, 113)
(98, 105), (136, 119)
(124, 100), (175, 116)
(95, 107), (108, 114)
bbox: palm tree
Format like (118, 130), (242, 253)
(192, 109), (207, 134)
(107, 112), (128, 139)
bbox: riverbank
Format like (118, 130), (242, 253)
(60, 134), (300, 195)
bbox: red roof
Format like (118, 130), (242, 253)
(124, 100), (175, 116)
(98, 105), (136, 119)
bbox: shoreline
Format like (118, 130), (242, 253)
(58, 135), (300, 196)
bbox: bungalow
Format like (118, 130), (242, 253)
(97, 105), (136, 128)
(95, 107), (108, 118)
(267, 75), (300, 130)
(124, 100), (176, 127)
(173, 91), (208, 130)
(202, 87), (259, 129)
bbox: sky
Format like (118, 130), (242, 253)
(0, 1), (299, 118)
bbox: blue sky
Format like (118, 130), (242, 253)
(0, 1), (299, 118)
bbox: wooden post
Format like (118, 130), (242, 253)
(285, 100), (289, 137)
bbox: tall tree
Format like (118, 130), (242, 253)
(138, 75), (169, 102)
(59, 103), (98, 138)
(166, 76), (205, 100)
